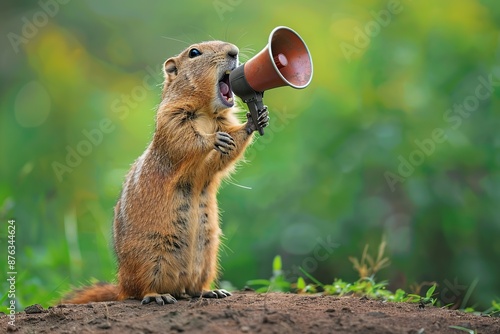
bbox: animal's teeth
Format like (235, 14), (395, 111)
(227, 97), (233, 102)
(225, 70), (231, 75)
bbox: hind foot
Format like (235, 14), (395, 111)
(141, 293), (177, 305)
(194, 289), (232, 299)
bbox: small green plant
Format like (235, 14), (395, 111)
(246, 255), (291, 292)
(322, 276), (389, 299)
(478, 300), (500, 316)
(408, 281), (438, 296)
(348, 238), (390, 279)
(295, 276), (317, 294)
(246, 250), (499, 318)
(422, 284), (438, 306)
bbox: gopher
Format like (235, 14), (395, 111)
(63, 41), (269, 305)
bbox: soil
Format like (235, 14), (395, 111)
(3, 291), (500, 334)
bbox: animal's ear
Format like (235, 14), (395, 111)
(163, 58), (178, 87)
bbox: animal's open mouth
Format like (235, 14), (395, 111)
(218, 71), (234, 107)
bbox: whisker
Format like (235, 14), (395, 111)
(160, 35), (192, 46)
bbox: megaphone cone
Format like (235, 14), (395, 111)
(229, 26), (313, 135)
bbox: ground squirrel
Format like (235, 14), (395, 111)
(63, 41), (269, 305)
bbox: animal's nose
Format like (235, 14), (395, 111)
(226, 44), (239, 59)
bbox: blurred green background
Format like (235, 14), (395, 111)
(1, 0), (499, 311)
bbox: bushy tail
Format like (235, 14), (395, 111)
(62, 282), (121, 304)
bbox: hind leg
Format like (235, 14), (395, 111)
(117, 256), (180, 306)
(186, 267), (231, 299)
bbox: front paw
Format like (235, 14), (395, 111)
(245, 107), (270, 134)
(214, 132), (235, 155)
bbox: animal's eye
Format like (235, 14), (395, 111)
(189, 48), (202, 58)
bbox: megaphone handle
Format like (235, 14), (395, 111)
(245, 92), (265, 136)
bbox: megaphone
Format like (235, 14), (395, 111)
(229, 26), (313, 135)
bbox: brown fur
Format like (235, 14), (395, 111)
(63, 283), (119, 303)
(63, 41), (259, 304)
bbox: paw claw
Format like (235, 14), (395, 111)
(214, 132), (235, 154)
(246, 107), (270, 133)
(141, 293), (177, 305)
(202, 291), (218, 298)
(201, 289), (232, 299)
(258, 110), (270, 129)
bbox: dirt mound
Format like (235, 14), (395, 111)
(3, 292), (500, 333)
